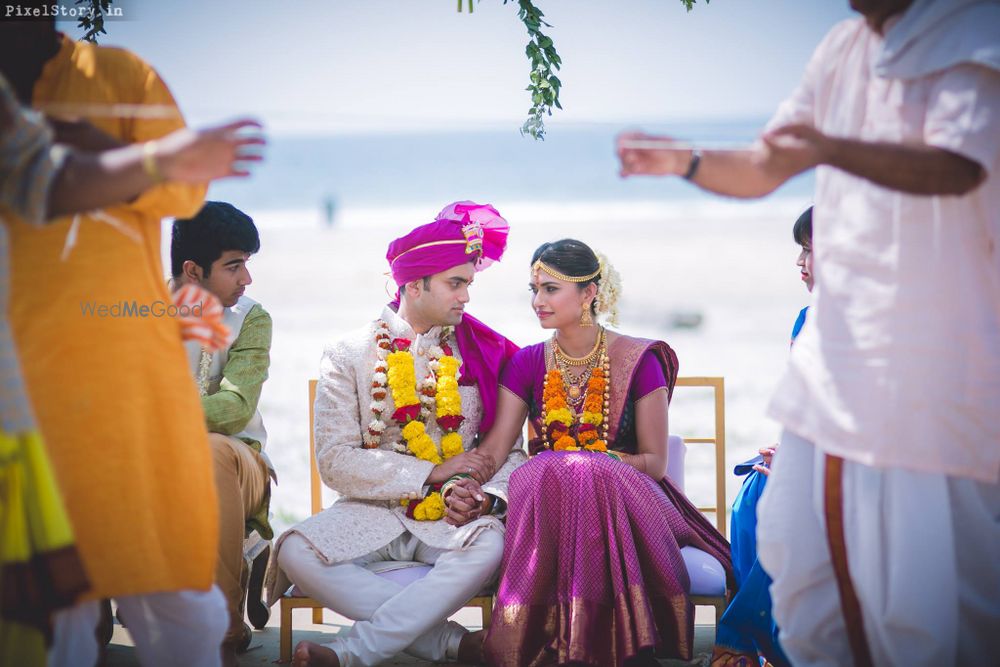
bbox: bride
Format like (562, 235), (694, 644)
(473, 239), (732, 666)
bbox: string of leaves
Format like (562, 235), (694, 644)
(76, 0), (113, 43)
(469, 0), (709, 140)
(79, 0), (708, 139)
(507, 0), (560, 140)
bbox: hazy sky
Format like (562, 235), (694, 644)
(59, 0), (854, 134)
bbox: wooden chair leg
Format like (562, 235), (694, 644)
(312, 607), (323, 624)
(480, 601), (492, 629)
(280, 601), (293, 663)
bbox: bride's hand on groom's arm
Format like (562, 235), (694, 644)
(426, 449), (496, 485)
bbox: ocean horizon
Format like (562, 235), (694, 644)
(205, 120), (814, 221)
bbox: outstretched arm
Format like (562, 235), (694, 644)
(616, 132), (792, 199)
(616, 125), (985, 199)
(47, 119), (264, 218)
(775, 124), (984, 195)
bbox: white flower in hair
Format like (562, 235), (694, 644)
(594, 251), (622, 327)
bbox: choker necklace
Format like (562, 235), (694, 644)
(553, 327), (605, 367)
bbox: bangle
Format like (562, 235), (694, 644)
(682, 149), (701, 181)
(441, 473), (470, 500)
(142, 141), (164, 183)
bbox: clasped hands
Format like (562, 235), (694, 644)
(427, 449), (497, 527)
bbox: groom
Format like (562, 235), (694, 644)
(271, 201), (524, 667)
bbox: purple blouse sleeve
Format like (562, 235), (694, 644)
(500, 345), (539, 405)
(629, 349), (669, 401)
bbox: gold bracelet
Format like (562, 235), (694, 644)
(142, 140), (164, 183)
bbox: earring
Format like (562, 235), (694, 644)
(580, 305), (594, 327)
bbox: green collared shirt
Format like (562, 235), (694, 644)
(203, 302), (274, 539)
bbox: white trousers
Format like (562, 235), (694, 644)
(757, 430), (1000, 667)
(47, 586), (228, 667)
(277, 528), (504, 667)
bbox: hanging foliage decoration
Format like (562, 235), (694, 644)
(77, 0), (710, 139)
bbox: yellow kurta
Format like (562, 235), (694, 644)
(8, 35), (217, 599)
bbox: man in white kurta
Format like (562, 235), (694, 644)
(271, 202), (524, 667)
(616, 1), (1000, 665)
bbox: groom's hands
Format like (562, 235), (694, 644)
(426, 449), (496, 485)
(443, 477), (493, 526)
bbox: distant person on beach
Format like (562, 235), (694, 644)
(171, 202), (275, 666)
(617, 0), (999, 664)
(1, 13), (264, 667)
(270, 201), (525, 667)
(479, 239), (733, 666)
(0, 74), (261, 667)
(323, 195), (337, 228)
(712, 206), (813, 667)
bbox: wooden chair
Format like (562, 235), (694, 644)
(674, 376), (730, 622)
(278, 380), (494, 662)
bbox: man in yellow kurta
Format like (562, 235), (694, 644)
(0, 23), (227, 667)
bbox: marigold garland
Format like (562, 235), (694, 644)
(413, 491), (446, 521)
(365, 320), (467, 520)
(540, 340), (611, 454)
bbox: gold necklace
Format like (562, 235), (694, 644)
(553, 327), (605, 366)
(553, 335), (605, 403)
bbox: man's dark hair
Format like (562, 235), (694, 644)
(171, 201), (259, 277)
(793, 206), (813, 248)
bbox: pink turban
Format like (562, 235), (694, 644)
(386, 201), (516, 433)
(386, 201), (509, 286)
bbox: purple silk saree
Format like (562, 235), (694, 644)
(483, 336), (733, 666)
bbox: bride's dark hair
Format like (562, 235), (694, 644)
(530, 239), (601, 287)
(532, 239), (621, 325)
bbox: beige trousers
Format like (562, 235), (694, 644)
(209, 433), (269, 639)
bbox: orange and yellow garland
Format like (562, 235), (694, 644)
(542, 357), (611, 452)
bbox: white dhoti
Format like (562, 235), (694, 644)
(757, 430), (1000, 667)
(277, 528), (504, 667)
(47, 586), (228, 667)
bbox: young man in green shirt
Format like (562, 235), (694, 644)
(171, 201), (274, 666)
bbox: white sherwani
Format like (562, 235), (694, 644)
(277, 305), (523, 565)
(270, 306), (524, 667)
